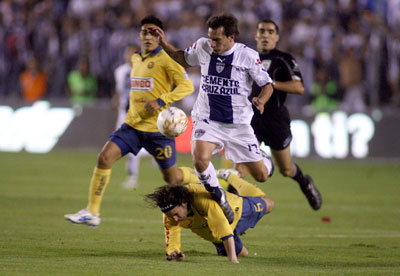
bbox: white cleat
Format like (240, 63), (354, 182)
(122, 175), (138, 190)
(216, 169), (239, 181)
(64, 208), (100, 227)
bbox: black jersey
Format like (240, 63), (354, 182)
(250, 49), (303, 150)
(250, 49), (303, 110)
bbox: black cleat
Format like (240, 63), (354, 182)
(227, 184), (239, 195)
(300, 175), (322, 210)
(217, 189), (234, 224)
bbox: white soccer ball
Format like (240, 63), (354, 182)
(157, 107), (188, 137)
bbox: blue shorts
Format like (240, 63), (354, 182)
(214, 231), (243, 256)
(236, 196), (267, 235)
(109, 123), (176, 169)
(213, 196), (267, 256)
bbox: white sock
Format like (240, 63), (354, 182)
(127, 153), (140, 176)
(262, 155), (273, 175)
(194, 162), (220, 189)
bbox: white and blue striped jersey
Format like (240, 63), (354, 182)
(184, 38), (272, 125)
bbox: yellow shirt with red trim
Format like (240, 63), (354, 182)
(125, 46), (194, 132)
(164, 183), (243, 255)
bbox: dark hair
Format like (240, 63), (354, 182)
(207, 13), (239, 37)
(259, 19), (279, 34)
(145, 185), (192, 212)
(141, 15), (164, 30)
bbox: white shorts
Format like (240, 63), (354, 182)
(191, 118), (263, 163)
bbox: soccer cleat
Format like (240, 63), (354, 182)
(122, 175), (138, 190)
(300, 175), (322, 210)
(64, 208), (101, 227)
(217, 188), (235, 224)
(216, 168), (239, 181)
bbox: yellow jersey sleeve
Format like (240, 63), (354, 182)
(164, 214), (182, 255)
(125, 48), (193, 132)
(158, 54), (194, 105)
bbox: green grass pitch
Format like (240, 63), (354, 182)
(1, 150), (399, 275)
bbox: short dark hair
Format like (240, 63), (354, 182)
(259, 19), (279, 34)
(207, 13), (239, 37)
(141, 15), (164, 30)
(145, 185), (192, 212)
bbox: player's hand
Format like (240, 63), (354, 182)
(135, 98), (161, 112)
(147, 26), (166, 45)
(228, 256), (239, 263)
(166, 250), (185, 261)
(252, 97), (266, 115)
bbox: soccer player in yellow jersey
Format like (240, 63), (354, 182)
(64, 15), (194, 227)
(146, 168), (274, 263)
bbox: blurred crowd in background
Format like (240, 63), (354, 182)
(1, 0), (400, 114)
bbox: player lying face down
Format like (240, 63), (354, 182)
(146, 168), (274, 263)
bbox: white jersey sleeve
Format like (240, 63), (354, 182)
(247, 50), (272, 87)
(184, 38), (209, 67)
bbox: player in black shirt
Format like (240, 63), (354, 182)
(247, 19), (322, 210)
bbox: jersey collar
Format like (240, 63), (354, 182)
(212, 42), (237, 56)
(138, 46), (162, 60)
(137, 46), (162, 57)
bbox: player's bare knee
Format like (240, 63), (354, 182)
(262, 195), (274, 213)
(253, 170), (269, 182)
(192, 158), (211, 173)
(97, 151), (113, 168)
(238, 246), (248, 257)
(163, 173), (179, 185)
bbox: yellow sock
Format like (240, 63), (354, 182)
(227, 174), (265, 197)
(87, 167), (111, 215)
(180, 167), (199, 184)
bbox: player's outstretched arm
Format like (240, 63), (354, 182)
(223, 236), (239, 263)
(148, 26), (190, 68)
(273, 79), (304, 95)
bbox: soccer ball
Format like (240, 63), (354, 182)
(157, 107), (188, 137)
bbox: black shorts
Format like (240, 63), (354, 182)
(251, 107), (292, 151)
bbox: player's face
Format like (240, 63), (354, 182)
(255, 22), (279, 53)
(208, 27), (235, 55)
(165, 203), (188, 222)
(139, 24), (160, 54)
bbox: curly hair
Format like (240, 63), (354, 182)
(145, 184), (192, 212)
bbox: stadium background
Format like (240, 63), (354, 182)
(1, 1), (400, 275)
(1, 0), (399, 159)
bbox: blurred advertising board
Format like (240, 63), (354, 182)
(0, 100), (398, 159)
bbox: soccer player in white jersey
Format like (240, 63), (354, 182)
(150, 13), (274, 223)
(113, 45), (151, 189)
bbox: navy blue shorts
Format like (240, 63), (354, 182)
(213, 196), (267, 256)
(236, 196), (267, 235)
(214, 231), (243, 256)
(109, 123), (176, 169)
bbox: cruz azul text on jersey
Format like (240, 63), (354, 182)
(201, 74), (240, 95)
